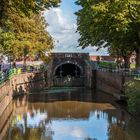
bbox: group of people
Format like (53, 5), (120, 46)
(115, 56), (136, 70)
(115, 58), (125, 69)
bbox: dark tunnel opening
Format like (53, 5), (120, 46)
(55, 63), (81, 77)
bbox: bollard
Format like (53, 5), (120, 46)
(17, 68), (21, 75)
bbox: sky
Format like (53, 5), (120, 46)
(44, 0), (108, 55)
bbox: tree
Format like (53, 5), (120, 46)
(126, 81), (140, 116)
(75, 0), (140, 68)
(0, 0), (61, 64)
(108, 43), (134, 68)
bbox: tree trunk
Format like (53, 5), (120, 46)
(23, 56), (26, 66)
(23, 47), (28, 68)
(136, 48), (140, 68)
(123, 56), (130, 69)
(12, 60), (16, 68)
(136, 32), (140, 68)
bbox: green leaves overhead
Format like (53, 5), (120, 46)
(0, 0), (61, 17)
(75, 0), (140, 65)
(0, 0), (61, 61)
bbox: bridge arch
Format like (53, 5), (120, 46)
(47, 53), (90, 87)
(54, 61), (83, 77)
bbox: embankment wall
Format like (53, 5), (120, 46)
(0, 72), (45, 118)
(95, 70), (134, 99)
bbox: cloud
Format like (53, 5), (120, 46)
(44, 7), (108, 55)
(44, 8), (78, 51)
(71, 126), (86, 138)
(54, 125), (87, 138)
(44, 8), (74, 33)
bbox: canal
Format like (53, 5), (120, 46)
(1, 88), (140, 140)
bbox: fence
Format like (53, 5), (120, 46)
(98, 62), (140, 81)
(0, 65), (44, 85)
(88, 60), (140, 81)
(0, 68), (16, 85)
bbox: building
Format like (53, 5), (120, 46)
(90, 55), (115, 62)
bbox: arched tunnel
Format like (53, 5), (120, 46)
(53, 63), (84, 86)
(55, 63), (82, 77)
(47, 53), (90, 87)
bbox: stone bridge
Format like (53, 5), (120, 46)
(47, 53), (93, 87)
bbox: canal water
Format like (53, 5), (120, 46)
(1, 88), (140, 140)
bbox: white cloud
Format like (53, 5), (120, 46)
(53, 125), (87, 138)
(44, 8), (74, 33)
(44, 7), (108, 55)
(71, 126), (86, 138)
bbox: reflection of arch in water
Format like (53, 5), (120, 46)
(54, 62), (83, 77)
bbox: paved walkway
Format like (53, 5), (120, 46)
(0, 61), (43, 71)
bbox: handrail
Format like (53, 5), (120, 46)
(0, 66), (43, 85)
(0, 68), (15, 85)
(92, 61), (139, 80)
(98, 66), (140, 80)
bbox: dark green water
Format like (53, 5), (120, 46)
(1, 88), (140, 140)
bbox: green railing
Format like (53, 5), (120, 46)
(0, 68), (16, 85)
(133, 73), (140, 80)
(97, 61), (140, 81)
(0, 65), (44, 85)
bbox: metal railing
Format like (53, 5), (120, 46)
(0, 68), (16, 85)
(0, 65), (44, 85)
(98, 65), (140, 81)
(87, 60), (140, 81)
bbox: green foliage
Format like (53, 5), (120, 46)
(0, 0), (61, 17)
(99, 61), (117, 69)
(126, 81), (140, 116)
(0, 29), (22, 58)
(75, 0), (140, 66)
(0, 0), (60, 62)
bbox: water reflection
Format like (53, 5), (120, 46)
(3, 88), (140, 140)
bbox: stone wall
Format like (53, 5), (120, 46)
(0, 68), (135, 120)
(0, 72), (45, 118)
(11, 72), (45, 96)
(95, 70), (132, 100)
(84, 62), (96, 89)
(47, 53), (90, 87)
(0, 102), (13, 140)
(53, 77), (84, 87)
(0, 81), (12, 117)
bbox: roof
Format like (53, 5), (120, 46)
(90, 55), (115, 61)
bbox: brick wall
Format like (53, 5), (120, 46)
(0, 72), (45, 118)
(95, 70), (133, 100)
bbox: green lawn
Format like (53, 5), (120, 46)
(98, 61), (117, 69)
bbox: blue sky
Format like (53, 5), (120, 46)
(60, 0), (80, 22)
(44, 0), (108, 55)
(16, 109), (111, 140)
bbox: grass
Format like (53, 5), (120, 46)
(98, 61), (117, 69)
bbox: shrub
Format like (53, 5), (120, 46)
(126, 81), (140, 116)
